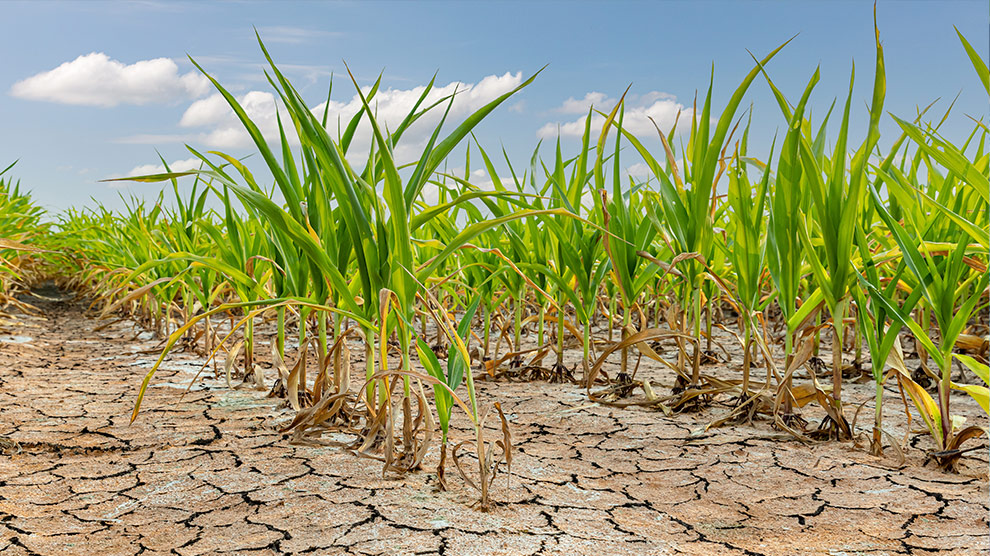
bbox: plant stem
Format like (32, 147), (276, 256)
(276, 305), (286, 358)
(705, 291), (713, 354)
(832, 297), (848, 410)
(620, 303), (631, 375)
(783, 329), (794, 415)
(692, 289), (702, 385)
(245, 313), (254, 376)
(401, 324), (411, 398)
(482, 306), (491, 359)
(299, 308), (307, 396)
(537, 303), (545, 348)
(608, 293), (616, 343)
(556, 299), (565, 366)
(513, 290), (522, 352)
(938, 355), (952, 448)
(872, 377), (884, 455)
(318, 310), (328, 362)
(742, 319), (752, 398)
(582, 318), (591, 385)
(364, 326), (376, 408)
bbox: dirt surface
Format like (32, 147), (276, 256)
(0, 292), (987, 555)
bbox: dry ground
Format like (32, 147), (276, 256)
(0, 291), (987, 555)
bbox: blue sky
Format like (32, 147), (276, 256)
(1, 0), (987, 212)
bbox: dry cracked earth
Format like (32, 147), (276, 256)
(0, 291), (987, 555)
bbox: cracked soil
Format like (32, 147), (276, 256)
(0, 292), (987, 555)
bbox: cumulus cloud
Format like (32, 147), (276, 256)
(538, 90), (692, 140)
(558, 92), (614, 114)
(179, 90), (292, 149)
(128, 157), (202, 177)
(177, 71), (525, 163)
(623, 159), (685, 182)
(417, 168), (520, 210)
(625, 162), (652, 178)
(10, 53), (210, 107)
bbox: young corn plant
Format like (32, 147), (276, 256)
(596, 104), (659, 382)
(796, 26), (886, 438)
(436, 144), (559, 372)
(851, 233), (923, 457)
(415, 295), (480, 489)
(485, 139), (582, 379)
(142, 35), (563, 472)
(469, 141), (541, 360)
(0, 162), (50, 316)
(725, 138), (773, 407)
(413, 289), (511, 510)
(869, 175), (988, 468)
(848, 125), (927, 456)
(430, 199), (507, 362)
(611, 39), (788, 398)
(540, 120), (610, 383)
(761, 66), (824, 423)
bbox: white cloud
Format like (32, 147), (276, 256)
(624, 159), (685, 181)
(179, 94), (233, 128)
(539, 91), (693, 140)
(128, 157), (202, 176)
(625, 162), (652, 178)
(179, 90), (290, 149)
(177, 71), (526, 163)
(10, 53), (210, 107)
(558, 92), (614, 114)
(419, 168), (520, 212)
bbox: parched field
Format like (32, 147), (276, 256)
(0, 293), (986, 556)
(0, 5), (987, 556)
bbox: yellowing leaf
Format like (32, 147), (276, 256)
(888, 337), (944, 448)
(952, 381), (989, 414)
(955, 353), (989, 385)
